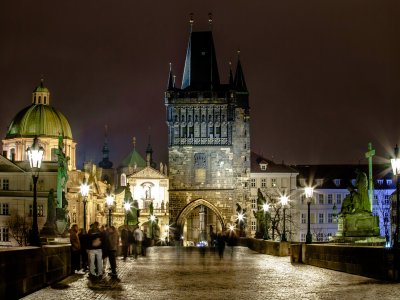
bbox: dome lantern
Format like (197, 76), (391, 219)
(32, 78), (50, 105)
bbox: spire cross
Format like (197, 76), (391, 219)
(208, 13), (213, 29)
(189, 13), (194, 30)
(132, 137), (136, 149)
(365, 142), (375, 211)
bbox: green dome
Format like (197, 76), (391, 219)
(6, 104), (73, 139)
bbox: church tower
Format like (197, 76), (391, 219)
(165, 16), (251, 240)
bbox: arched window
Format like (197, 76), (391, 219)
(38, 96), (41, 104)
(10, 148), (15, 161)
(44, 96), (47, 104)
(121, 173), (127, 187)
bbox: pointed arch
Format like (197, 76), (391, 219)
(176, 198), (225, 230)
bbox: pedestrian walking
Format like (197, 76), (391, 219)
(121, 225), (130, 260)
(216, 232), (226, 259)
(87, 221), (103, 278)
(69, 224), (85, 274)
(133, 226), (144, 259)
(78, 228), (88, 272)
(101, 225), (109, 271)
(107, 226), (119, 277)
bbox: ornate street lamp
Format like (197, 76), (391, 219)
(391, 144), (400, 248)
(80, 181), (90, 233)
(105, 194), (114, 227)
(280, 195), (289, 242)
(26, 137), (44, 246)
(305, 187), (314, 244)
(124, 202), (131, 225)
(262, 203), (270, 240)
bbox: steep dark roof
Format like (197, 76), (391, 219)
(251, 152), (298, 173)
(181, 31), (220, 91)
(234, 58), (247, 92)
(295, 164), (395, 189)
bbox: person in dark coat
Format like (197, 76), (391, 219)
(216, 233), (226, 259)
(107, 226), (119, 277)
(121, 225), (130, 260)
(87, 221), (103, 277)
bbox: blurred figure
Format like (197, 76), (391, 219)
(101, 225), (109, 272)
(216, 233), (226, 259)
(133, 226), (144, 259)
(107, 226), (119, 277)
(70, 224), (85, 274)
(227, 230), (238, 258)
(78, 228), (88, 272)
(121, 225), (130, 260)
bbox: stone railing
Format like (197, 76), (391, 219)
(291, 243), (400, 281)
(0, 245), (71, 299)
(242, 238), (291, 256)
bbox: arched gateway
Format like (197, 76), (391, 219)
(176, 199), (225, 228)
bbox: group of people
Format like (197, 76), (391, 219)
(69, 222), (120, 279)
(210, 230), (238, 259)
(121, 225), (147, 260)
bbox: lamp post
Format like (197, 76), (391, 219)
(106, 195), (114, 227)
(280, 195), (289, 242)
(26, 137), (44, 246)
(124, 202), (131, 225)
(262, 203), (270, 240)
(391, 144), (400, 248)
(305, 187), (314, 244)
(80, 181), (90, 233)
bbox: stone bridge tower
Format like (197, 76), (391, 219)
(165, 20), (251, 241)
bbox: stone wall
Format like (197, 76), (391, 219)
(0, 245), (71, 299)
(245, 238), (290, 256)
(291, 243), (400, 281)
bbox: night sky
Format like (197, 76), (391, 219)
(1, 1), (399, 168)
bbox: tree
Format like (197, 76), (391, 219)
(256, 189), (298, 241)
(7, 211), (31, 246)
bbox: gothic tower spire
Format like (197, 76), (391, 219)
(234, 50), (247, 92)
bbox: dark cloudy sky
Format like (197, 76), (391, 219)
(1, 0), (399, 168)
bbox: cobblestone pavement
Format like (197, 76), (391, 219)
(23, 246), (400, 300)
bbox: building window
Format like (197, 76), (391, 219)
(301, 194), (305, 205)
(327, 194), (333, 205)
(328, 213), (333, 224)
(336, 194), (342, 205)
(301, 213), (306, 224)
(300, 233), (306, 242)
(271, 178), (277, 187)
(1, 203), (9, 215)
(316, 233), (324, 242)
(0, 227), (9, 242)
(2, 179), (9, 190)
(251, 198), (256, 210)
(319, 194), (324, 205)
(121, 174), (127, 187)
(333, 179), (341, 186)
(29, 205), (44, 217)
(373, 195), (378, 205)
(377, 179), (384, 185)
(261, 179), (266, 188)
(251, 220), (256, 232)
(384, 194), (390, 205)
(386, 179), (393, 186)
(260, 164), (267, 170)
(250, 178), (256, 188)
(319, 213), (324, 224)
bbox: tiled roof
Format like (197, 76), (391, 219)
(251, 152), (298, 174)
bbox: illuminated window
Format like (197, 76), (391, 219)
(251, 220), (256, 232)
(121, 174), (127, 187)
(271, 178), (277, 187)
(319, 213), (324, 224)
(0, 227), (9, 242)
(29, 204), (44, 217)
(319, 194), (324, 205)
(250, 179), (256, 188)
(336, 194), (342, 205)
(261, 179), (266, 188)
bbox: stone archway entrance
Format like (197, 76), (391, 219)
(176, 199), (225, 245)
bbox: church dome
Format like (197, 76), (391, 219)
(5, 80), (73, 139)
(6, 104), (73, 139)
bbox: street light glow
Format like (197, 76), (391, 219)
(106, 195), (114, 206)
(124, 202), (131, 211)
(237, 213), (244, 222)
(80, 182), (90, 197)
(262, 203), (270, 212)
(305, 187), (314, 198)
(280, 195), (289, 206)
(27, 137), (44, 169)
(150, 215), (156, 222)
(228, 225), (235, 231)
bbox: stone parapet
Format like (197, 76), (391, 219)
(0, 245), (71, 299)
(292, 243), (400, 281)
(245, 238), (290, 256)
